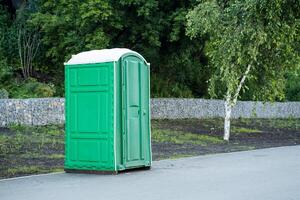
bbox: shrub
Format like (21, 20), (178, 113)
(151, 75), (194, 98)
(9, 78), (55, 98)
(285, 68), (300, 101)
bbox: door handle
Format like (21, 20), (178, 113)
(138, 109), (146, 116)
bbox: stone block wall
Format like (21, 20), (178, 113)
(151, 98), (300, 119)
(0, 98), (299, 127)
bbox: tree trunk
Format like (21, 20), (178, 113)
(223, 64), (252, 141)
(224, 97), (232, 141)
(17, 27), (40, 79)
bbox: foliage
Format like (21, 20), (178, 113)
(28, 0), (116, 89)
(0, 5), (14, 83)
(186, 0), (300, 140)
(8, 78), (55, 98)
(0, 0), (299, 100)
(151, 75), (194, 98)
(0, 6), (18, 98)
(186, 0), (300, 102)
(30, 0), (113, 63)
(0, 57), (12, 85)
(28, 0), (209, 97)
(285, 66), (300, 101)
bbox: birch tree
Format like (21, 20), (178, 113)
(186, 0), (300, 140)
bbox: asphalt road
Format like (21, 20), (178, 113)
(1, 146), (300, 200)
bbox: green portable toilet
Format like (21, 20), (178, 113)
(64, 48), (151, 173)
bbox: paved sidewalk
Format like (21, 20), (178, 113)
(1, 146), (300, 200)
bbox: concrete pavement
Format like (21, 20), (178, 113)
(1, 145), (300, 200)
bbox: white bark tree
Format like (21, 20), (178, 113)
(187, 0), (300, 141)
(223, 64), (252, 141)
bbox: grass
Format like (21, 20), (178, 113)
(266, 118), (300, 130)
(0, 134), (24, 155)
(232, 118), (300, 130)
(232, 127), (262, 135)
(19, 153), (64, 159)
(4, 166), (63, 177)
(6, 166), (46, 176)
(0, 124), (65, 179)
(153, 118), (300, 134)
(152, 129), (224, 146)
(0, 124), (65, 155)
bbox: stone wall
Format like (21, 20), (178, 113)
(0, 98), (64, 127)
(0, 98), (299, 127)
(151, 98), (300, 119)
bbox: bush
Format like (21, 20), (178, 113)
(151, 75), (194, 98)
(9, 78), (55, 98)
(285, 68), (300, 101)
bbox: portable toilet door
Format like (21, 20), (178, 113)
(121, 55), (151, 169)
(64, 48), (151, 173)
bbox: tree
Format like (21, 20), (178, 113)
(15, 2), (40, 79)
(29, 0), (116, 86)
(17, 27), (40, 78)
(29, 0), (211, 97)
(113, 0), (210, 98)
(186, 0), (300, 140)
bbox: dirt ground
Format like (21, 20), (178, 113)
(0, 118), (299, 179)
(152, 118), (300, 159)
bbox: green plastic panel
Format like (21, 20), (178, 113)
(65, 63), (115, 171)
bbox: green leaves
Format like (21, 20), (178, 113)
(1, 0), (298, 100)
(30, 0), (114, 64)
(186, 0), (300, 101)
(186, 1), (221, 38)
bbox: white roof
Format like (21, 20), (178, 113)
(65, 48), (146, 65)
